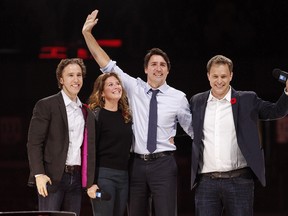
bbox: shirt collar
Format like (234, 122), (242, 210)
(145, 82), (169, 94)
(61, 90), (82, 107)
(207, 86), (232, 102)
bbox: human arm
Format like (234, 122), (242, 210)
(82, 9), (110, 68)
(177, 95), (193, 138)
(27, 100), (52, 196)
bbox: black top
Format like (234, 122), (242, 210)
(96, 108), (132, 170)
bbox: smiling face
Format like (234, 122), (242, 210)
(207, 63), (233, 99)
(145, 55), (169, 88)
(102, 76), (122, 104)
(60, 63), (83, 101)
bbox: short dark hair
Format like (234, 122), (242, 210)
(207, 55), (233, 73)
(144, 48), (171, 71)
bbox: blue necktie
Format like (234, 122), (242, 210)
(147, 89), (159, 153)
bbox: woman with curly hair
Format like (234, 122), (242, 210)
(86, 72), (133, 216)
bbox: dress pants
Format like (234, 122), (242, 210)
(128, 155), (177, 216)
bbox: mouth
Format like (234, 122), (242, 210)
(112, 89), (122, 94)
(153, 72), (163, 78)
(72, 84), (80, 88)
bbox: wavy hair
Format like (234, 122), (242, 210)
(87, 72), (132, 123)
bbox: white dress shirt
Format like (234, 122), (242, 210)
(200, 87), (247, 173)
(101, 60), (193, 154)
(61, 90), (84, 166)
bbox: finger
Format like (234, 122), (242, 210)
(43, 187), (48, 197)
(38, 188), (45, 197)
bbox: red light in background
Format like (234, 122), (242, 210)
(38, 39), (122, 59)
(98, 39), (122, 47)
(39, 46), (67, 59)
(77, 48), (91, 59)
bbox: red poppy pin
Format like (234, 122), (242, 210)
(230, 97), (237, 105)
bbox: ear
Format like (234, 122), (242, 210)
(230, 72), (233, 81)
(60, 77), (64, 84)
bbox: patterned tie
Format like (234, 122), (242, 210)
(147, 89), (160, 153)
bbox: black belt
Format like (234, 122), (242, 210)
(134, 151), (174, 161)
(64, 165), (81, 174)
(200, 167), (252, 179)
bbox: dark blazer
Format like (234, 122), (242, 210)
(27, 92), (96, 188)
(189, 88), (288, 188)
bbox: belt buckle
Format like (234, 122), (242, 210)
(65, 165), (69, 173)
(211, 172), (222, 179)
(143, 154), (149, 161)
(65, 165), (73, 174)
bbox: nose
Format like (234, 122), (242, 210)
(216, 77), (222, 83)
(73, 75), (80, 82)
(155, 64), (161, 71)
(113, 83), (122, 89)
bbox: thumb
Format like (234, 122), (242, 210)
(47, 177), (52, 185)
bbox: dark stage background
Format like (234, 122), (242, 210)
(1, 0), (288, 215)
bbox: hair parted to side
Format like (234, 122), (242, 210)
(207, 55), (233, 74)
(144, 48), (171, 71)
(87, 72), (132, 123)
(56, 58), (87, 89)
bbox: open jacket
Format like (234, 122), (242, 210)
(27, 92), (96, 189)
(189, 88), (288, 188)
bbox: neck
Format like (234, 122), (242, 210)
(148, 80), (164, 89)
(104, 101), (118, 111)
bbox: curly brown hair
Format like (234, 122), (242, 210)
(87, 72), (132, 123)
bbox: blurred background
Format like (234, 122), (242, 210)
(1, 0), (288, 215)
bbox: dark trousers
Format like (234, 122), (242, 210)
(128, 155), (177, 216)
(91, 167), (129, 216)
(195, 175), (254, 216)
(38, 171), (82, 216)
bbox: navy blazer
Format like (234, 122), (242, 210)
(189, 88), (288, 188)
(27, 92), (96, 188)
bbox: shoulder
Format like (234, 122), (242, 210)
(165, 85), (186, 97)
(35, 92), (62, 107)
(92, 107), (101, 120)
(236, 90), (257, 98)
(190, 90), (209, 102)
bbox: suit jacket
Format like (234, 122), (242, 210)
(27, 92), (96, 188)
(189, 88), (288, 188)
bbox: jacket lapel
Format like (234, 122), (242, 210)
(231, 89), (239, 131)
(57, 92), (69, 129)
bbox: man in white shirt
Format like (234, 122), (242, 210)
(27, 58), (96, 216)
(82, 9), (193, 216)
(190, 55), (288, 216)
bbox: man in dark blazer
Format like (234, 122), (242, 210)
(27, 58), (96, 216)
(189, 55), (288, 216)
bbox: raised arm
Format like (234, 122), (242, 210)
(82, 9), (110, 68)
